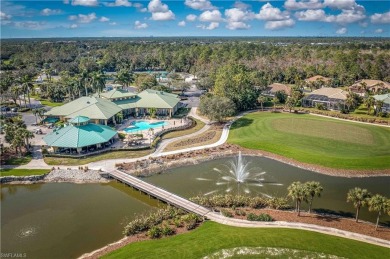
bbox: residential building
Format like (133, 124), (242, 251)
(263, 83), (292, 97)
(349, 79), (390, 96)
(373, 93), (390, 112)
(302, 87), (348, 110)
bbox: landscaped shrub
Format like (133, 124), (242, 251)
(267, 197), (291, 210)
(118, 133), (126, 140)
(147, 226), (162, 239)
(235, 209), (246, 216)
(247, 213), (274, 222)
(221, 209), (233, 217)
(161, 225), (176, 236)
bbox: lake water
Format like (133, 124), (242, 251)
(0, 182), (160, 259)
(2, 156), (389, 258)
(144, 156), (390, 224)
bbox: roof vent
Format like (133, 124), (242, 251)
(87, 101), (90, 104)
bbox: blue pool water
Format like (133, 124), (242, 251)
(124, 121), (168, 133)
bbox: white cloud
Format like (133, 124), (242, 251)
(70, 24), (78, 29)
(225, 8), (253, 30)
(324, 0), (357, 10)
(284, 0), (323, 10)
(71, 0), (99, 6)
(197, 22), (219, 30)
(186, 14), (197, 22)
(151, 10), (175, 20)
(336, 27), (347, 34)
(99, 16), (110, 22)
(0, 11), (12, 20)
(226, 21), (250, 30)
(233, 1), (251, 10)
(69, 13), (97, 23)
(148, 0), (175, 20)
(375, 28), (384, 34)
(13, 21), (47, 30)
(134, 20), (148, 29)
(40, 8), (62, 16)
(257, 3), (289, 21)
(370, 12), (390, 24)
(184, 0), (216, 11)
(295, 8), (365, 24)
(178, 20), (186, 26)
(265, 19), (295, 30)
(199, 10), (223, 22)
(105, 0), (132, 7)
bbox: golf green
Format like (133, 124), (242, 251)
(228, 112), (390, 170)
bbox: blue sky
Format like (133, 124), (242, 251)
(1, 0), (389, 38)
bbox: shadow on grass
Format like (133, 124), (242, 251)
(230, 118), (254, 130)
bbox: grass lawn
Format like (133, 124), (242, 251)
(228, 112), (390, 170)
(304, 106), (390, 122)
(104, 221), (389, 259)
(3, 154), (32, 165)
(161, 118), (205, 140)
(44, 149), (153, 166)
(39, 99), (64, 107)
(0, 168), (50, 177)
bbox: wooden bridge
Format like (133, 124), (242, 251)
(108, 170), (212, 217)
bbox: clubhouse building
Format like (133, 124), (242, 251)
(45, 89), (182, 125)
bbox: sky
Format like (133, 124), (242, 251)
(0, 0), (389, 38)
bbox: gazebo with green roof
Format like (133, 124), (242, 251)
(43, 116), (118, 154)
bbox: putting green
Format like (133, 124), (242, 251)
(104, 222), (389, 259)
(228, 112), (390, 170)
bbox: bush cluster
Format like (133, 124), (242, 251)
(302, 109), (389, 123)
(247, 213), (274, 222)
(190, 194), (290, 210)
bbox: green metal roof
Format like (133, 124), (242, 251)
(69, 116), (90, 124)
(136, 89), (180, 109)
(99, 89), (137, 99)
(45, 96), (121, 120)
(43, 123), (117, 148)
(373, 94), (390, 105)
(113, 96), (140, 110)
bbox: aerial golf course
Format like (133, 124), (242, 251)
(228, 112), (390, 170)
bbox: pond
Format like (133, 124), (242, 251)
(0, 182), (160, 259)
(144, 156), (390, 224)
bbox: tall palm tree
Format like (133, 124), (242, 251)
(91, 71), (107, 94)
(19, 74), (35, 108)
(114, 69), (134, 88)
(272, 96), (278, 111)
(345, 91), (357, 112)
(257, 96), (267, 111)
(287, 181), (307, 216)
(347, 187), (371, 222)
(364, 96), (375, 115)
(304, 181), (323, 213)
(374, 100), (384, 116)
(18, 128), (34, 151)
(368, 194), (389, 230)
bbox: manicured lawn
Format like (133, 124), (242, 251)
(44, 149), (153, 166)
(161, 118), (205, 140)
(39, 99), (64, 107)
(228, 112), (390, 170)
(0, 169), (50, 177)
(104, 221), (389, 259)
(3, 154), (32, 165)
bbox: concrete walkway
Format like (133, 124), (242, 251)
(205, 212), (390, 248)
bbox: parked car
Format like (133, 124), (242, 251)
(0, 106), (10, 112)
(11, 107), (18, 112)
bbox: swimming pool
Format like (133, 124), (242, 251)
(124, 121), (169, 133)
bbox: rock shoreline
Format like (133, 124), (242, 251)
(1, 169), (110, 184)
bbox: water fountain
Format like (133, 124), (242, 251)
(197, 152), (283, 196)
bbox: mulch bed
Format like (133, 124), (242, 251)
(222, 207), (390, 241)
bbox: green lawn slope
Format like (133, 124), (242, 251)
(104, 221), (389, 259)
(228, 112), (390, 170)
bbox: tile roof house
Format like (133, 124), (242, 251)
(263, 83), (292, 96)
(373, 93), (390, 112)
(349, 80), (390, 96)
(302, 87), (348, 110)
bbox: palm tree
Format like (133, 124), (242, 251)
(32, 107), (46, 124)
(114, 69), (134, 88)
(374, 100), (384, 116)
(18, 128), (34, 151)
(272, 96), (278, 111)
(364, 96), (375, 115)
(304, 181), (323, 214)
(287, 181), (307, 216)
(115, 111), (124, 124)
(19, 74), (35, 108)
(345, 91), (357, 112)
(257, 96), (267, 111)
(91, 71), (107, 94)
(347, 187), (371, 222)
(368, 194), (389, 230)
